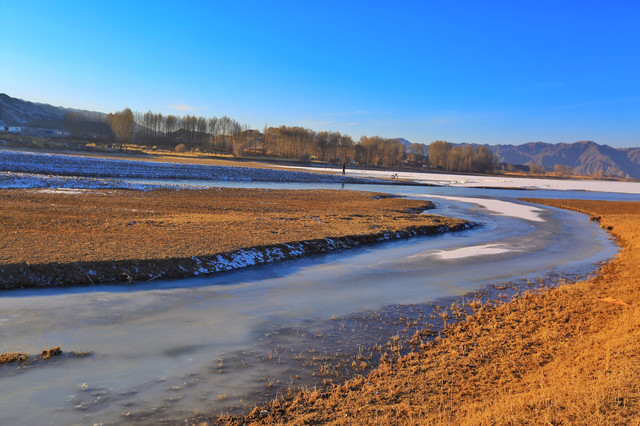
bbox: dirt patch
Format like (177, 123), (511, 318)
(217, 199), (640, 425)
(0, 188), (469, 288)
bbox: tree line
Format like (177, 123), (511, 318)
(428, 140), (494, 173)
(261, 129), (428, 168)
(64, 108), (496, 173)
(101, 108), (248, 154)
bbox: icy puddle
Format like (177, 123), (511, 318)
(431, 244), (513, 260)
(0, 195), (619, 424)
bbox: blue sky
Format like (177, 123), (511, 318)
(1, 1), (639, 147)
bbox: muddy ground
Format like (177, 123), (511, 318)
(0, 188), (468, 288)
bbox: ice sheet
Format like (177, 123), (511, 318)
(281, 165), (640, 194)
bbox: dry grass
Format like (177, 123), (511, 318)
(1, 346), (66, 365)
(221, 199), (640, 425)
(0, 188), (462, 265)
(0, 352), (30, 365)
(40, 346), (62, 360)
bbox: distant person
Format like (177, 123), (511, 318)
(342, 162), (346, 175)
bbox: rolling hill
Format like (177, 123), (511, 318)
(0, 93), (106, 130)
(0, 93), (73, 128)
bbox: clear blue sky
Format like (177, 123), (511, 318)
(1, 1), (639, 147)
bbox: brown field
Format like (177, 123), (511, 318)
(221, 199), (640, 425)
(0, 187), (462, 266)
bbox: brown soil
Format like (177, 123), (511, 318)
(0, 188), (468, 288)
(220, 199), (640, 425)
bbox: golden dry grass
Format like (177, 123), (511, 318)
(0, 188), (462, 265)
(0, 346), (64, 365)
(40, 346), (62, 360)
(221, 199), (640, 425)
(0, 352), (30, 365)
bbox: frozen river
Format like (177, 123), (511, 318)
(0, 182), (633, 424)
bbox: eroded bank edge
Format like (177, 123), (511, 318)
(0, 222), (475, 290)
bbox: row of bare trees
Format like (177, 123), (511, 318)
(101, 109), (247, 153)
(133, 111), (248, 152)
(257, 126), (356, 163)
(259, 127), (417, 167)
(428, 140), (494, 173)
(69, 108), (496, 172)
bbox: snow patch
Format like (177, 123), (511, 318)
(36, 188), (94, 195)
(405, 193), (546, 222)
(280, 164), (640, 194)
(431, 244), (513, 260)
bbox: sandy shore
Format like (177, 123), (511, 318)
(0, 188), (469, 289)
(219, 199), (640, 425)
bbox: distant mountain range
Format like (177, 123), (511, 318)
(488, 141), (640, 178)
(0, 93), (78, 128)
(396, 140), (639, 179)
(1, 93), (639, 178)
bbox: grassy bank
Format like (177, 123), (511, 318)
(221, 199), (640, 424)
(0, 188), (468, 288)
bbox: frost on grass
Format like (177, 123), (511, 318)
(0, 172), (165, 191)
(0, 149), (383, 187)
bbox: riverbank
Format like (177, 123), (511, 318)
(0, 188), (470, 289)
(222, 199), (640, 424)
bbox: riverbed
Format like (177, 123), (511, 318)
(0, 180), (628, 424)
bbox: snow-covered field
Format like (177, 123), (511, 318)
(0, 149), (382, 188)
(2, 149), (638, 195)
(282, 165), (640, 194)
(0, 171), (168, 190)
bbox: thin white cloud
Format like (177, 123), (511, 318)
(166, 103), (201, 112)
